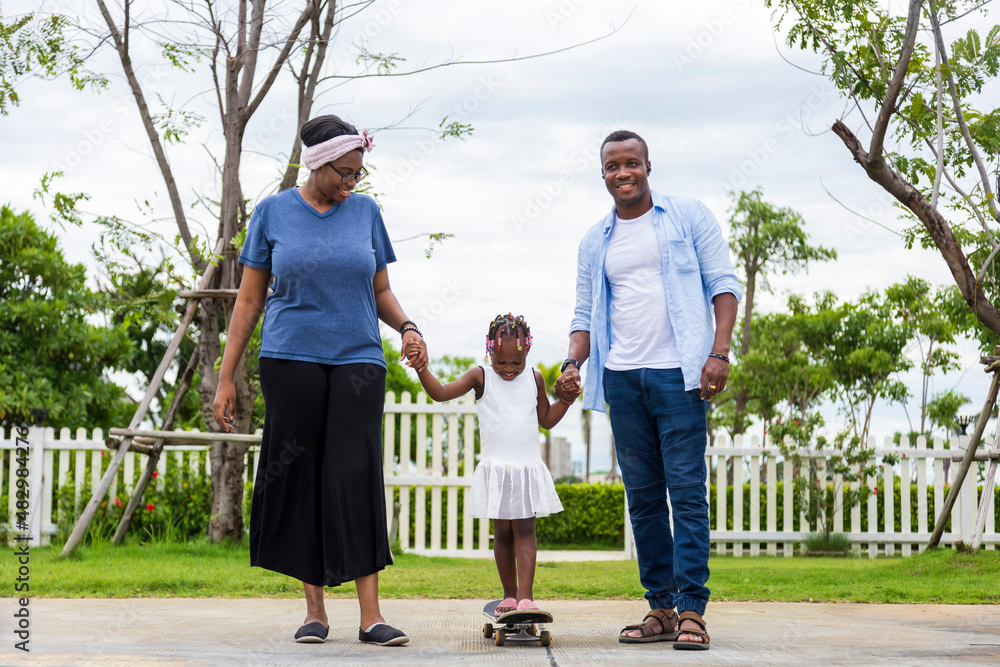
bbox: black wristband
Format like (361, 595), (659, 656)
(708, 352), (730, 363)
(560, 358), (581, 373)
(401, 325), (422, 338)
(400, 320), (417, 333)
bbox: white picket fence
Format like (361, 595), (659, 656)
(2, 393), (997, 557)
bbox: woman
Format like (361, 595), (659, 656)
(213, 115), (427, 647)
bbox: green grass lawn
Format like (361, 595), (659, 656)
(4, 541), (998, 603)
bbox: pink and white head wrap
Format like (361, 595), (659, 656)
(301, 129), (374, 171)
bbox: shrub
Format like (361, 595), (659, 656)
(393, 482), (625, 549)
(54, 458), (214, 544)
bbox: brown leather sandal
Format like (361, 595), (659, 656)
(618, 608), (680, 643)
(673, 610), (710, 650)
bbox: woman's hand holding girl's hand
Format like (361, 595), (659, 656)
(213, 380), (237, 433)
(401, 331), (428, 371)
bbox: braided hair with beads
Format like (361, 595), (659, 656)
(484, 313), (532, 362)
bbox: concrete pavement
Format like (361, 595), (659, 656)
(1, 598), (998, 666)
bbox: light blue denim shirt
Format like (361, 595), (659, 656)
(570, 190), (743, 412)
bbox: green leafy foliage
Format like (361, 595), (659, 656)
(738, 290), (916, 543)
(925, 389), (970, 438)
(883, 276), (960, 433)
(394, 482), (626, 549)
(728, 188), (837, 295)
(53, 452), (214, 544)
(32, 171), (90, 229)
(535, 483), (625, 546)
(721, 188), (835, 437)
(355, 47), (405, 75)
(0, 12), (107, 115)
(0, 207), (135, 430)
(151, 93), (204, 144)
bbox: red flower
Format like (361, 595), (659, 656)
(114, 497), (122, 507)
(793, 419), (799, 425)
(145, 503), (155, 512)
(101, 451), (106, 458)
(151, 471), (159, 479)
(873, 486), (879, 494)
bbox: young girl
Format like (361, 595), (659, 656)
(406, 314), (576, 614)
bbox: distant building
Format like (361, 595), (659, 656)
(542, 436), (573, 480)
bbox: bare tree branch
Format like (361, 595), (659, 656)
(831, 118), (1000, 336)
(316, 14), (631, 82)
(869, 25), (889, 84)
(279, 0), (336, 191)
(931, 46), (944, 208)
(978, 243), (1000, 284)
(939, 0), (995, 25)
(95, 0), (205, 272)
(928, 0), (1000, 223)
(243, 3), (315, 121)
(869, 0), (923, 159)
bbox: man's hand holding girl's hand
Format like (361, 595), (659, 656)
(555, 368), (582, 405)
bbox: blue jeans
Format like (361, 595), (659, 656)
(605, 367), (710, 614)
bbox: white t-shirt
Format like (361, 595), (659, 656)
(603, 207), (681, 371)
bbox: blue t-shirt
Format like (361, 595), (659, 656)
(238, 188), (396, 367)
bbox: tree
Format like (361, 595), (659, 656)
(925, 387), (969, 484)
(726, 188), (835, 436)
(926, 388), (970, 438)
(0, 206), (134, 430)
(769, 292), (891, 549)
(740, 308), (834, 447)
(883, 276), (960, 433)
(769, 0), (1000, 349)
(819, 292), (913, 447)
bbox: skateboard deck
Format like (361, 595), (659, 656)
(481, 600), (553, 646)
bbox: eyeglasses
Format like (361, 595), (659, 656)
(328, 164), (369, 184)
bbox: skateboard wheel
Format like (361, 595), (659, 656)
(540, 630), (551, 646)
(494, 630), (505, 646)
(527, 623), (537, 636)
(483, 623), (493, 639)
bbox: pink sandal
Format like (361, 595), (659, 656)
(496, 597), (517, 615)
(517, 599), (540, 611)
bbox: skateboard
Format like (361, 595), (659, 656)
(482, 599), (553, 647)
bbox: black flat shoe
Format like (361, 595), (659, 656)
(294, 621), (329, 643)
(358, 623), (409, 646)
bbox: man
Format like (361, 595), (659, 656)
(556, 130), (740, 650)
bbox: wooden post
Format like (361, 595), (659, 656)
(178, 288), (240, 299)
(927, 354), (1000, 549)
(971, 415), (1000, 551)
(112, 353), (198, 544)
(60, 238), (225, 557)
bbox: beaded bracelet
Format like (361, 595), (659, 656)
(401, 325), (422, 338)
(708, 352), (730, 363)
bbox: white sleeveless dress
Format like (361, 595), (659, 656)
(470, 366), (564, 519)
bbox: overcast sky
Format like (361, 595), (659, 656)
(4, 0), (997, 472)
